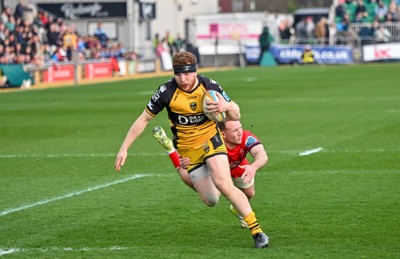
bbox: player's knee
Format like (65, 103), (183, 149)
(203, 194), (219, 207)
(242, 187), (255, 199)
(246, 189), (255, 199)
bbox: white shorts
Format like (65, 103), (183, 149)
(189, 164), (209, 183)
(232, 177), (254, 189)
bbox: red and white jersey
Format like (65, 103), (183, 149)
(227, 130), (261, 178)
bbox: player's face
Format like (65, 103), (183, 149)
(223, 121), (243, 145)
(174, 72), (197, 92)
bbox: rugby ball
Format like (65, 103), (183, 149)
(202, 90), (227, 122)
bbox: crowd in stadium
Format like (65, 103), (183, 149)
(1, 0), (399, 68)
(278, 0), (399, 46)
(335, 0), (399, 43)
(0, 2), (131, 67)
(336, 0), (399, 24)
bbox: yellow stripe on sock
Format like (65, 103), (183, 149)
(244, 211), (263, 235)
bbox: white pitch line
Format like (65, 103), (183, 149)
(298, 147), (324, 156)
(0, 174), (154, 217)
(0, 153), (165, 158)
(0, 248), (18, 256)
(0, 246), (128, 256)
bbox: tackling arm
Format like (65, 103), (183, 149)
(249, 144), (268, 171)
(240, 144), (268, 183)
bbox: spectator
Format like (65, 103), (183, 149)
(386, 2), (399, 22)
(335, 3), (346, 21)
(328, 22), (337, 45)
(0, 23), (8, 42)
(164, 30), (174, 57)
(304, 16), (315, 40)
(374, 25), (392, 43)
(375, 0), (388, 21)
(49, 45), (62, 62)
(173, 33), (185, 53)
(38, 11), (49, 28)
(14, 0), (25, 20)
(152, 33), (160, 54)
(114, 42), (126, 58)
(258, 26), (273, 55)
(5, 15), (16, 32)
(340, 13), (352, 32)
(355, 0), (369, 22)
(94, 22), (109, 48)
(278, 18), (294, 44)
(295, 18), (307, 43)
(300, 45), (316, 64)
(156, 37), (173, 71)
(1, 7), (12, 23)
(63, 26), (77, 61)
(47, 22), (61, 47)
(315, 17), (328, 45)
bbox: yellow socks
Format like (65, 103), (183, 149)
(244, 211), (263, 235)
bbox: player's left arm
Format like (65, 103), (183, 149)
(241, 144), (268, 183)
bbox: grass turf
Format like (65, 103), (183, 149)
(0, 63), (399, 258)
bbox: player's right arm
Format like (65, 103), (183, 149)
(115, 110), (154, 171)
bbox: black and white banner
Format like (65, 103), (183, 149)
(139, 2), (156, 21)
(38, 2), (127, 19)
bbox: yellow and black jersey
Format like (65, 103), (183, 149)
(145, 75), (232, 150)
(302, 50), (315, 64)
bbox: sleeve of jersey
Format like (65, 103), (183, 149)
(145, 84), (169, 117)
(244, 131), (262, 152)
(200, 75), (232, 102)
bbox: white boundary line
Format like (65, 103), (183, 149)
(0, 174), (154, 217)
(0, 246), (128, 256)
(0, 153), (164, 158)
(298, 147), (324, 156)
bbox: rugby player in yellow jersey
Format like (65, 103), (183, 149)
(114, 51), (269, 248)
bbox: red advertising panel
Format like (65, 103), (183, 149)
(84, 62), (113, 79)
(42, 64), (75, 83)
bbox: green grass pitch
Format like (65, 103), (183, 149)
(0, 63), (399, 258)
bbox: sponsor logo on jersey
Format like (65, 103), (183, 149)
(151, 91), (160, 102)
(209, 79), (218, 85)
(147, 101), (154, 110)
(202, 143), (210, 153)
(151, 85), (166, 102)
(177, 114), (206, 125)
(159, 85), (166, 92)
(245, 136), (257, 147)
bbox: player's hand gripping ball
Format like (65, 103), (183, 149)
(202, 90), (227, 122)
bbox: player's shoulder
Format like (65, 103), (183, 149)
(197, 75), (232, 102)
(242, 130), (261, 147)
(153, 78), (178, 96)
(198, 75), (222, 91)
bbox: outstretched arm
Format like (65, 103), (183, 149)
(241, 144), (268, 183)
(115, 110), (154, 171)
